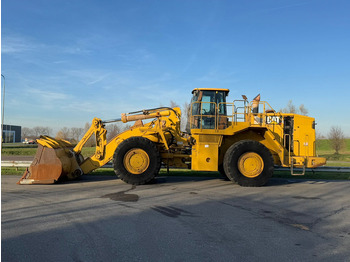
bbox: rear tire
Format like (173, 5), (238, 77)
(218, 164), (230, 180)
(113, 137), (161, 185)
(223, 140), (274, 187)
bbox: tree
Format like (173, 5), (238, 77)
(84, 122), (95, 147)
(55, 131), (65, 140)
(106, 124), (121, 141)
(181, 102), (191, 132)
(170, 100), (179, 108)
(21, 127), (33, 138)
(122, 124), (132, 132)
(32, 126), (52, 137)
(56, 127), (70, 140)
(71, 127), (84, 143)
(280, 100), (296, 114)
(298, 104), (308, 116)
(328, 126), (345, 154)
(280, 100), (308, 116)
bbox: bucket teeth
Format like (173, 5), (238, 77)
(37, 135), (73, 148)
(17, 137), (83, 185)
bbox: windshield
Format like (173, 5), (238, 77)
(191, 90), (227, 115)
(190, 90), (228, 129)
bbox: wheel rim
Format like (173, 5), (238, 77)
(238, 152), (264, 178)
(124, 148), (150, 174)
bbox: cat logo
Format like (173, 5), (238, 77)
(266, 116), (282, 125)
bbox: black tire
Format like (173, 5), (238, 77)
(218, 164), (230, 181)
(113, 137), (161, 185)
(223, 140), (274, 187)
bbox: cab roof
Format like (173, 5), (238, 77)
(192, 88), (230, 94)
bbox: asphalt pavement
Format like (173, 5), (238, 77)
(2, 175), (350, 262)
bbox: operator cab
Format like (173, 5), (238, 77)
(190, 88), (229, 130)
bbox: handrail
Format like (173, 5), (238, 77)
(190, 100), (282, 130)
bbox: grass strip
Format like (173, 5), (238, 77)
(1, 167), (27, 176)
(1, 148), (38, 156)
(1, 146), (96, 156)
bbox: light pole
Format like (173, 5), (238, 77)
(1, 74), (5, 147)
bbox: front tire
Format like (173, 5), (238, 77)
(223, 140), (274, 187)
(113, 137), (161, 185)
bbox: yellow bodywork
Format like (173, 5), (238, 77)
(18, 88), (326, 185)
(18, 107), (191, 184)
(189, 98), (326, 172)
(77, 107), (190, 175)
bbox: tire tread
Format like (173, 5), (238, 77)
(223, 140), (274, 187)
(113, 137), (161, 185)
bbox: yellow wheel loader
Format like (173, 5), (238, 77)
(18, 88), (326, 186)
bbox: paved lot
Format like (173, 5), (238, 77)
(2, 175), (350, 262)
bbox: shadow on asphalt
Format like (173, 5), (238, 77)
(59, 174), (345, 187)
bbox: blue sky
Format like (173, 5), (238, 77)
(2, 0), (350, 136)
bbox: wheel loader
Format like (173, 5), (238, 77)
(18, 88), (326, 186)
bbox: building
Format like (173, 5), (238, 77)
(2, 124), (22, 143)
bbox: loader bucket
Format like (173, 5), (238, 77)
(17, 136), (83, 185)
